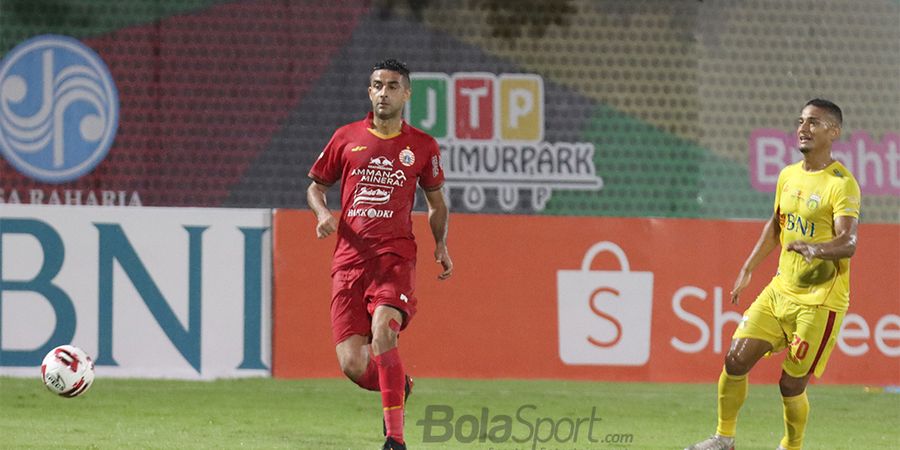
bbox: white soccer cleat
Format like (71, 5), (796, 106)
(685, 435), (735, 450)
(775, 446), (788, 450)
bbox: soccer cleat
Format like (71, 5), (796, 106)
(775, 447), (788, 450)
(685, 435), (735, 450)
(382, 437), (406, 450)
(383, 375), (414, 436)
(404, 375), (414, 403)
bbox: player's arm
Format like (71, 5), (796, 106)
(786, 215), (858, 263)
(424, 186), (452, 280)
(306, 180), (338, 239)
(730, 211), (781, 304)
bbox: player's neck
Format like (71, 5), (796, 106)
(801, 149), (834, 172)
(370, 115), (403, 136)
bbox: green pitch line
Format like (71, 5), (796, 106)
(1, 376), (897, 449)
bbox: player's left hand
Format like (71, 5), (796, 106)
(786, 241), (819, 263)
(730, 269), (752, 305)
(435, 244), (453, 280)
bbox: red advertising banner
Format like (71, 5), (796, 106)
(272, 210), (900, 385)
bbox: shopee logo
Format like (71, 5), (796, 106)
(557, 242), (653, 366)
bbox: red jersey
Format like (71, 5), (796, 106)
(309, 113), (444, 271)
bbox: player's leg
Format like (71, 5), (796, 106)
(687, 285), (784, 450)
(716, 338), (772, 439)
(777, 305), (843, 450)
(686, 341), (773, 450)
(777, 371), (811, 450)
(330, 266), (380, 390)
(371, 304), (402, 355)
(720, 288), (784, 435)
(372, 304), (407, 449)
(335, 335), (380, 390)
(367, 254), (418, 449)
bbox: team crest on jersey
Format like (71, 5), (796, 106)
(806, 193), (821, 211)
(399, 147), (415, 166)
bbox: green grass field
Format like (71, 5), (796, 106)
(1, 376), (898, 449)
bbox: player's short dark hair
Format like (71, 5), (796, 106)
(371, 58), (410, 86)
(805, 98), (842, 126)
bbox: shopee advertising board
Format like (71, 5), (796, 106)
(272, 210), (899, 384)
(1, 204), (271, 379)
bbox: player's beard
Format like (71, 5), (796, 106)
(374, 104), (402, 121)
(798, 138), (813, 154)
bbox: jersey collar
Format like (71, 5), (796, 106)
(365, 112), (407, 140)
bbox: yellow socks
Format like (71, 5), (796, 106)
(780, 391), (809, 450)
(713, 367), (808, 448)
(716, 368), (748, 437)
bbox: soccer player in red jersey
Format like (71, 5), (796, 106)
(306, 59), (453, 450)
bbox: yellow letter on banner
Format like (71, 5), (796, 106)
(499, 74), (543, 142)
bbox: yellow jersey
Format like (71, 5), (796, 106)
(772, 160), (861, 311)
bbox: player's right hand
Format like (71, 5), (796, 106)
(315, 214), (338, 239)
(730, 269), (751, 305)
(434, 243), (453, 280)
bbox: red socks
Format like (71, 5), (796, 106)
(374, 347), (405, 444)
(353, 357), (380, 391)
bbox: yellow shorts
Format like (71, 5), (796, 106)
(733, 283), (845, 378)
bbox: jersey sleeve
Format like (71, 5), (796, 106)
(308, 130), (345, 185)
(418, 138), (445, 191)
(773, 166), (787, 214)
(832, 176), (861, 219)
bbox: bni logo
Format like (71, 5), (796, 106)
(0, 34), (119, 184)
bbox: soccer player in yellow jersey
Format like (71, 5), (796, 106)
(687, 99), (861, 450)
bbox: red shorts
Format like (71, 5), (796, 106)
(330, 253), (418, 344)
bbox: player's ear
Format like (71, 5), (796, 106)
(830, 123), (841, 140)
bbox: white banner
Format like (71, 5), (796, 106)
(0, 204), (271, 379)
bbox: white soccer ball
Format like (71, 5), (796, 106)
(41, 345), (95, 398)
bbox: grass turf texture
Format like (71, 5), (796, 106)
(1, 377), (897, 449)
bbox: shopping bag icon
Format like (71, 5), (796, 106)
(557, 241), (653, 366)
